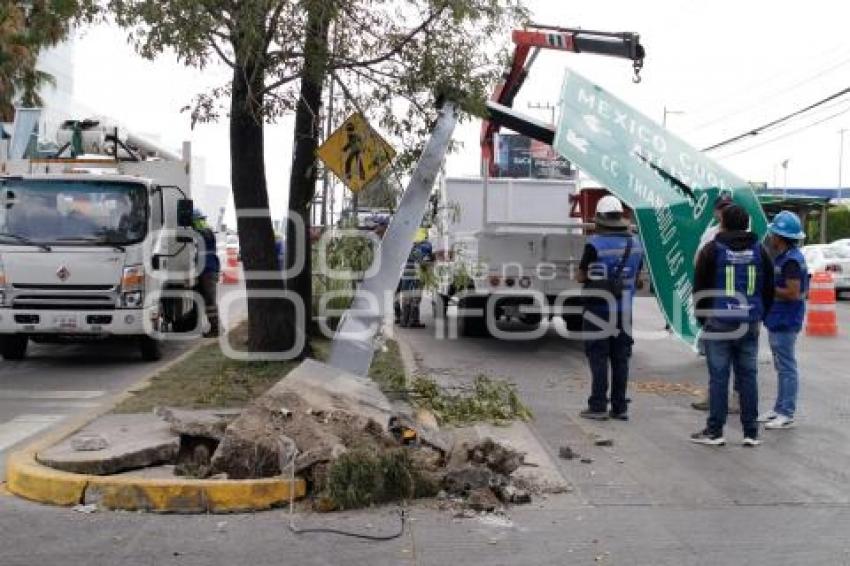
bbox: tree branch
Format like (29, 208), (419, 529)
(330, 5), (447, 71)
(209, 35), (235, 68)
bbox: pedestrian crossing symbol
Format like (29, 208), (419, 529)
(317, 112), (397, 193)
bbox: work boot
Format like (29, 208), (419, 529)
(580, 409), (609, 421)
(204, 318), (220, 338)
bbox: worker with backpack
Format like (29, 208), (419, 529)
(690, 204), (775, 447)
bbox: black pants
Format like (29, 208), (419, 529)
(197, 272), (219, 332)
(584, 313), (633, 414)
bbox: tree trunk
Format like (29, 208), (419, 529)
(230, 60), (297, 353)
(286, 3), (332, 350)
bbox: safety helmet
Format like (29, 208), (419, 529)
(596, 195), (624, 215)
(768, 210), (805, 241)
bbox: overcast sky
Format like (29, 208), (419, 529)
(72, 0), (850, 219)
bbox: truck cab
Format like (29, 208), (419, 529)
(0, 140), (201, 361)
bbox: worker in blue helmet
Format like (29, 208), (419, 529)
(761, 210), (808, 430)
(192, 208), (220, 337)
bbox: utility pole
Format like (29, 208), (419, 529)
(662, 105), (685, 128)
(840, 128), (847, 200)
(528, 102), (556, 125)
(319, 25), (339, 227)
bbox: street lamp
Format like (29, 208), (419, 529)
(840, 128), (847, 200)
(781, 158), (790, 198)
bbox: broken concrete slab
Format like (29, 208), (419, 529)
(451, 422), (571, 495)
(468, 438), (524, 476)
(71, 434), (109, 452)
(38, 414), (178, 476)
(210, 360), (396, 480)
(444, 465), (498, 495)
(155, 407), (241, 441)
(282, 359), (394, 427)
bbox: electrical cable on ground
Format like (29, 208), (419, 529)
(281, 437), (407, 542)
(703, 86), (850, 152)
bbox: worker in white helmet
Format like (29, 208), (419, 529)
(576, 195), (644, 421)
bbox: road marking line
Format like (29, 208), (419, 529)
(0, 414), (64, 452)
(21, 402), (102, 410)
(0, 390), (105, 400)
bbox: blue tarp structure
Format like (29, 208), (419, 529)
(760, 188), (850, 200)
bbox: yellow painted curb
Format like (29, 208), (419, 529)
(6, 447), (305, 512)
(4, 324), (307, 513)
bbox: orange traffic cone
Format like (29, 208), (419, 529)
(806, 272), (838, 337)
(221, 250), (241, 285)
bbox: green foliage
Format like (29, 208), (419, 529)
(368, 339), (407, 395)
(0, 1), (95, 120)
(324, 447), (437, 510)
(411, 374), (533, 426)
(108, 0), (527, 162)
(828, 206), (850, 242)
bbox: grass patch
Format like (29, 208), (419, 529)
(114, 329), (329, 413)
(321, 447), (438, 511)
(410, 375), (533, 426)
(368, 339), (407, 395)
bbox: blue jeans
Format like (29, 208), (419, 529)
(704, 323), (760, 437)
(584, 314), (633, 415)
(769, 331), (799, 418)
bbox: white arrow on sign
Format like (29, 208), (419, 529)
(583, 114), (611, 136)
(565, 129), (589, 154)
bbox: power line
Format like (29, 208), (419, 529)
(716, 103), (850, 159)
(702, 86), (850, 152)
(688, 51), (850, 134)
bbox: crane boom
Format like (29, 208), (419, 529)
(481, 25), (645, 176)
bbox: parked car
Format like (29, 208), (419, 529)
(801, 244), (850, 295)
(831, 238), (850, 252)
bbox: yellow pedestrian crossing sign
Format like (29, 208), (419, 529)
(317, 112), (397, 193)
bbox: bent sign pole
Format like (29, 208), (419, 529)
(329, 103), (458, 376)
(552, 68), (768, 346)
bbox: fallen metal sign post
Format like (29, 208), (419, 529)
(329, 103), (458, 376)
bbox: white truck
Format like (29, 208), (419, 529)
(433, 176), (587, 337)
(0, 120), (201, 360)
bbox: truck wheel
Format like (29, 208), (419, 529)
(0, 336), (28, 361)
(139, 336), (163, 362)
(458, 296), (491, 338)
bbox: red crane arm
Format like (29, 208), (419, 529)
(481, 25), (645, 177)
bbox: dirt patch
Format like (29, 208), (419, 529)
(633, 380), (703, 397)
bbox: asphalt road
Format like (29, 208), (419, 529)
(0, 282), (245, 480)
(0, 296), (849, 565)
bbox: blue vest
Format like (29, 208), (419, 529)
(197, 228), (220, 274)
(764, 247), (808, 332)
(710, 242), (764, 326)
(586, 234), (643, 313)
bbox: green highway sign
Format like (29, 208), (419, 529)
(553, 67), (768, 346)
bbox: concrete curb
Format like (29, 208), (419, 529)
(4, 334), (306, 513)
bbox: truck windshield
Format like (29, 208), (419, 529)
(0, 179), (148, 246)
